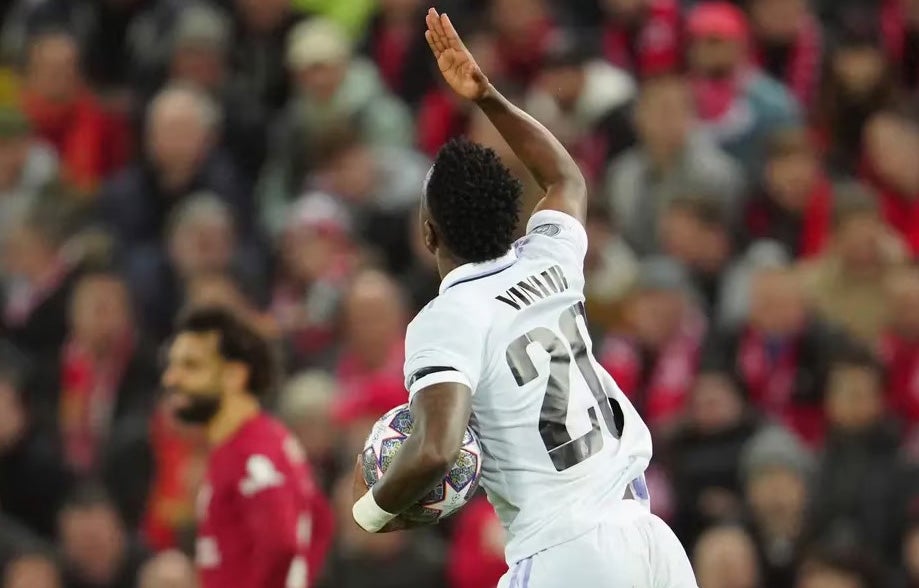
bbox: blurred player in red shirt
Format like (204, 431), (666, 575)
(161, 307), (333, 588)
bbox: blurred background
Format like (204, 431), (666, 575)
(0, 0), (917, 586)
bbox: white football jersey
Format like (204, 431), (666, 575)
(404, 209), (654, 565)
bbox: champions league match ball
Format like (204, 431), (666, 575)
(362, 403), (483, 524)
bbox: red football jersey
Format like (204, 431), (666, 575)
(196, 413), (333, 588)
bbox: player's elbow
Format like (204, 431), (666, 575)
(418, 439), (460, 476)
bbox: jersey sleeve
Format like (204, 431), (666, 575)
(520, 209), (589, 267)
(235, 451), (304, 588)
(404, 300), (487, 400)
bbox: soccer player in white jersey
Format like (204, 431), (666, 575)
(351, 8), (698, 587)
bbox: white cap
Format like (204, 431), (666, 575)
(287, 18), (351, 69)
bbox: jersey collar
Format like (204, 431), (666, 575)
(439, 248), (518, 294)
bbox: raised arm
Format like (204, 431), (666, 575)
(424, 8), (588, 224)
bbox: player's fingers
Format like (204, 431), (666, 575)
(442, 14), (466, 52)
(424, 30), (438, 55)
(425, 10), (447, 53)
(430, 7), (448, 43)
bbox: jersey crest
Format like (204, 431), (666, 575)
(530, 223), (561, 237)
(239, 455), (285, 496)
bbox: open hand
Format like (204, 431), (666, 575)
(424, 8), (490, 101)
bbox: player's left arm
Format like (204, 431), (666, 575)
(352, 301), (483, 534)
(352, 382), (472, 533)
(237, 455), (307, 587)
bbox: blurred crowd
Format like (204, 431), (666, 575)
(0, 0), (918, 587)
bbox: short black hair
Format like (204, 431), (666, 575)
(800, 545), (884, 588)
(667, 195), (730, 230)
(426, 137), (522, 263)
(830, 343), (883, 374)
(175, 306), (274, 397)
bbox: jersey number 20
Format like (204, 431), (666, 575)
(505, 302), (624, 471)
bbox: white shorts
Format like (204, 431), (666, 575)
(498, 500), (698, 588)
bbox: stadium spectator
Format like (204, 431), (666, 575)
(659, 195), (739, 318)
(808, 347), (905, 560)
(798, 183), (906, 344)
(26, 269), (158, 527)
(359, 0), (433, 105)
(162, 5), (232, 96)
(140, 408), (207, 553)
(582, 203), (638, 332)
(98, 83), (250, 250)
(860, 108), (919, 254)
(701, 266), (847, 444)
(0, 106), (59, 227)
(487, 0), (558, 87)
(58, 484), (150, 588)
(297, 127), (427, 273)
(685, 1), (800, 175)
(692, 525), (761, 588)
(605, 74), (744, 256)
(748, 0), (825, 109)
(271, 192), (356, 368)
(336, 270), (407, 394)
(136, 550), (198, 588)
(261, 24), (419, 223)
(742, 426), (814, 586)
(228, 0), (308, 111)
(261, 123), (426, 274)
(277, 370), (339, 490)
(665, 371), (759, 546)
(0, 0), (177, 92)
(812, 20), (900, 176)
(20, 30), (122, 194)
(0, 200), (79, 356)
(161, 3), (268, 186)
(599, 257), (706, 433)
(744, 128), (832, 258)
(182, 273), (279, 343)
(0, 341), (71, 539)
(880, 267), (919, 433)
(795, 547), (885, 588)
(2, 552), (63, 588)
(524, 32), (635, 182)
(127, 193), (265, 342)
(598, 0), (682, 78)
(267, 16), (413, 191)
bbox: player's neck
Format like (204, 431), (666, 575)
(436, 253), (462, 280)
(206, 393), (261, 446)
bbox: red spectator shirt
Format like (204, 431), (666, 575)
(196, 413), (333, 588)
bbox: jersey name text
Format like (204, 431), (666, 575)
(495, 265), (570, 310)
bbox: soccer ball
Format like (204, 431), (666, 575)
(362, 403), (483, 524)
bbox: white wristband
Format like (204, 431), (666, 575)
(352, 489), (396, 533)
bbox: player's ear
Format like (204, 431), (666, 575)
(223, 361), (248, 394)
(423, 219), (438, 255)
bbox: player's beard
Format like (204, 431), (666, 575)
(172, 390), (223, 425)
